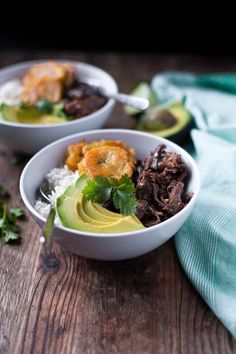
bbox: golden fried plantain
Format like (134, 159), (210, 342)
(23, 62), (65, 86)
(20, 85), (39, 105)
(82, 140), (136, 163)
(37, 80), (63, 103)
(21, 61), (77, 104)
(78, 146), (135, 179)
(65, 141), (87, 171)
(21, 80), (63, 104)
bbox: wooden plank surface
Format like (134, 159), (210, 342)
(0, 52), (235, 354)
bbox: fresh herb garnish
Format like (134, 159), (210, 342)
(11, 152), (30, 165)
(0, 185), (25, 244)
(9, 206), (25, 220)
(20, 99), (71, 120)
(52, 103), (68, 118)
(36, 99), (54, 114)
(36, 99), (69, 119)
(82, 174), (138, 216)
(0, 185), (9, 200)
(2, 224), (20, 243)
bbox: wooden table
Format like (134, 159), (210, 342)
(0, 52), (235, 354)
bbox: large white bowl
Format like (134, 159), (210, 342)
(20, 129), (200, 261)
(0, 60), (117, 153)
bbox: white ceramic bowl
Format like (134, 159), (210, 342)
(20, 129), (200, 261)
(0, 60), (117, 153)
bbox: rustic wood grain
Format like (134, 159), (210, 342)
(0, 52), (236, 354)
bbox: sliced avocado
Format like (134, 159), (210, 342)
(63, 185), (80, 199)
(72, 175), (112, 223)
(79, 199), (111, 225)
(75, 175), (132, 222)
(124, 81), (158, 116)
(136, 103), (191, 141)
(74, 174), (90, 193)
(0, 103), (67, 124)
(92, 202), (143, 225)
(56, 175), (145, 233)
(83, 199), (121, 222)
(57, 192), (144, 233)
(92, 201), (124, 219)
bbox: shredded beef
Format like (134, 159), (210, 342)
(135, 144), (193, 227)
(63, 81), (107, 118)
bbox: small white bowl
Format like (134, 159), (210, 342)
(0, 60), (117, 153)
(20, 129), (200, 261)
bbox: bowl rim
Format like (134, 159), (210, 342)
(19, 129), (201, 238)
(0, 59), (117, 128)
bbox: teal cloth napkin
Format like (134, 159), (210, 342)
(151, 72), (236, 337)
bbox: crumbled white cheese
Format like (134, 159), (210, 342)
(0, 79), (23, 106)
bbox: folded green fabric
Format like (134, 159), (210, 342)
(197, 74), (236, 94)
(152, 73), (236, 337)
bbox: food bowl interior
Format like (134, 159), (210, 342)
(0, 60), (118, 153)
(0, 60), (117, 94)
(21, 129), (199, 230)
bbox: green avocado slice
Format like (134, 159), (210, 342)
(92, 201), (123, 219)
(82, 199), (119, 222)
(56, 175), (145, 233)
(137, 103), (191, 139)
(79, 199), (111, 225)
(57, 192), (144, 233)
(67, 175), (112, 224)
(0, 103), (67, 124)
(74, 174), (90, 191)
(93, 202), (143, 225)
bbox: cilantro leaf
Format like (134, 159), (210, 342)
(36, 99), (54, 114)
(2, 224), (20, 243)
(82, 174), (138, 215)
(119, 174), (134, 186)
(52, 103), (68, 118)
(94, 175), (112, 188)
(113, 184), (138, 215)
(36, 100), (70, 119)
(109, 177), (120, 187)
(0, 203), (7, 228)
(11, 152), (30, 166)
(82, 179), (99, 200)
(10, 206), (25, 220)
(83, 178), (112, 203)
(0, 185), (9, 200)
(0, 185), (24, 244)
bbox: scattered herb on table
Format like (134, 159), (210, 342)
(0, 184), (9, 199)
(82, 174), (138, 216)
(9, 206), (25, 219)
(0, 184), (25, 244)
(11, 152), (30, 165)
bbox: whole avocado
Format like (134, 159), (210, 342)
(136, 102), (192, 143)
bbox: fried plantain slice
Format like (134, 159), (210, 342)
(21, 80), (63, 104)
(82, 140), (136, 163)
(21, 61), (78, 104)
(65, 141), (87, 171)
(22, 62), (65, 87)
(78, 146), (135, 179)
